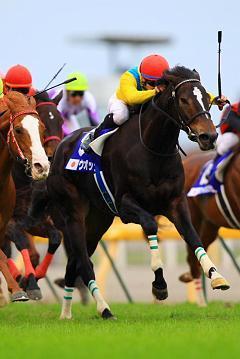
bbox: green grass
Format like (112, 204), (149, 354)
(0, 302), (239, 358)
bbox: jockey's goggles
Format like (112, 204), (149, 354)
(68, 90), (84, 97)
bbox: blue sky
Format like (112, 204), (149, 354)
(2, 0), (240, 111)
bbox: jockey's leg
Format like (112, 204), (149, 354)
(169, 194), (230, 291)
(119, 193), (167, 300)
(81, 95), (129, 151)
(213, 132), (239, 181)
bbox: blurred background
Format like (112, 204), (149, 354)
(1, 0), (240, 304)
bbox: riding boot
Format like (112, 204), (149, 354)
(81, 114), (118, 152)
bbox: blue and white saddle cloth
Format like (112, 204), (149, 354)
(65, 128), (118, 214)
(187, 150), (233, 197)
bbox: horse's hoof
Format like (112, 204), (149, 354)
(211, 277), (230, 291)
(101, 308), (117, 320)
(0, 295), (7, 307)
(179, 272), (193, 283)
(26, 288), (42, 300)
(11, 291), (29, 302)
(60, 314), (72, 320)
(152, 285), (168, 300)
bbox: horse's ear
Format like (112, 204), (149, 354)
(0, 100), (10, 131)
(28, 96), (36, 109)
(192, 69), (200, 80)
(52, 90), (63, 105)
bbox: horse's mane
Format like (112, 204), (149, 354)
(163, 66), (200, 83)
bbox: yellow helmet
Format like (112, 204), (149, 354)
(65, 72), (89, 91)
(0, 78), (3, 98)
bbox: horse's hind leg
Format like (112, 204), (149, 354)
(119, 194), (167, 301)
(169, 195), (229, 291)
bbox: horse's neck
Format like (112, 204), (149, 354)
(0, 136), (13, 185)
(141, 100), (180, 155)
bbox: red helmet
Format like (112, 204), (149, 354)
(140, 54), (169, 80)
(5, 64), (32, 88)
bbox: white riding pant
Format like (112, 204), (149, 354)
(108, 94), (129, 125)
(216, 132), (239, 155)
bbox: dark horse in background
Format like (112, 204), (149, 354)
(30, 66), (230, 319)
(2, 91), (63, 301)
(180, 108), (240, 305)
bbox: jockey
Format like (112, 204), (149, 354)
(57, 72), (100, 135)
(4, 64), (34, 95)
(81, 54), (228, 151)
(215, 102), (240, 157)
(0, 78), (3, 98)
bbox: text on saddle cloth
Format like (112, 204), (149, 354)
(65, 129), (118, 214)
(187, 150), (233, 198)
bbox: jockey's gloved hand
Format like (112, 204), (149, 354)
(214, 95), (230, 111)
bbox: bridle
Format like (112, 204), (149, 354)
(152, 79), (211, 136)
(7, 110), (39, 163)
(36, 101), (63, 144)
(139, 78), (212, 156)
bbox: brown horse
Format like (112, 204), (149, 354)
(180, 148), (240, 305)
(0, 91), (49, 302)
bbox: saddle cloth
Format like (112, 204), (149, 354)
(65, 128), (118, 214)
(187, 150), (233, 197)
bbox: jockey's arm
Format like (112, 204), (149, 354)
(117, 72), (156, 105)
(208, 92), (229, 110)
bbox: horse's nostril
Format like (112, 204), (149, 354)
(33, 162), (44, 174)
(199, 133), (210, 142)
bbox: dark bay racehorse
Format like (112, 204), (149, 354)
(30, 67), (229, 319)
(4, 91), (63, 300)
(180, 131), (240, 305)
(0, 92), (49, 302)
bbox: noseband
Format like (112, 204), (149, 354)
(36, 101), (63, 144)
(7, 110), (39, 162)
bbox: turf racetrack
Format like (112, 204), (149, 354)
(0, 302), (239, 358)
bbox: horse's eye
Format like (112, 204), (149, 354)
(180, 98), (188, 105)
(14, 126), (23, 135)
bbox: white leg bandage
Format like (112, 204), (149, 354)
(60, 286), (74, 320)
(195, 247), (217, 278)
(88, 280), (110, 314)
(148, 235), (163, 272)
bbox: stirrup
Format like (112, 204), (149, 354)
(81, 130), (95, 152)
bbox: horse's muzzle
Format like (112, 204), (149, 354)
(197, 132), (218, 151)
(31, 161), (50, 180)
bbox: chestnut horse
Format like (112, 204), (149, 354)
(29, 66), (230, 319)
(180, 147), (240, 305)
(2, 91), (63, 301)
(0, 91), (49, 302)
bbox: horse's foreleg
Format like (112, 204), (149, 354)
(8, 223), (41, 300)
(119, 194), (167, 300)
(0, 249), (28, 301)
(35, 224), (62, 280)
(169, 195), (230, 291)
